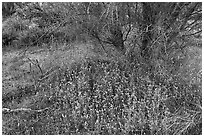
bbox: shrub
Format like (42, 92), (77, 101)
(2, 16), (29, 47)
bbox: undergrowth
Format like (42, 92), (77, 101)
(2, 58), (202, 135)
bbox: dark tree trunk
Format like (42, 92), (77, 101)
(110, 25), (125, 52)
(108, 25), (125, 53)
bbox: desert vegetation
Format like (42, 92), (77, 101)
(2, 2), (202, 135)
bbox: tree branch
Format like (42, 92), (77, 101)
(124, 25), (131, 42)
(184, 19), (199, 30)
(182, 30), (202, 37)
(123, 3), (132, 42)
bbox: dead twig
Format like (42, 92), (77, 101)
(27, 57), (43, 75)
(2, 107), (49, 114)
(35, 59), (43, 75)
(182, 30), (202, 37)
(38, 69), (57, 82)
(37, 66), (59, 82)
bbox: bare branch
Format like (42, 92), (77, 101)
(182, 30), (202, 37)
(184, 19), (200, 30)
(123, 3), (132, 42)
(2, 107), (49, 114)
(188, 22), (201, 31)
(124, 25), (131, 42)
(190, 10), (202, 16)
(35, 59), (43, 75)
(26, 57), (43, 75)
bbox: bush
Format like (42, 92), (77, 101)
(2, 16), (29, 47)
(2, 12), (92, 49)
(2, 15), (73, 48)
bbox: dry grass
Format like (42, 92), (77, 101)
(2, 42), (202, 135)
